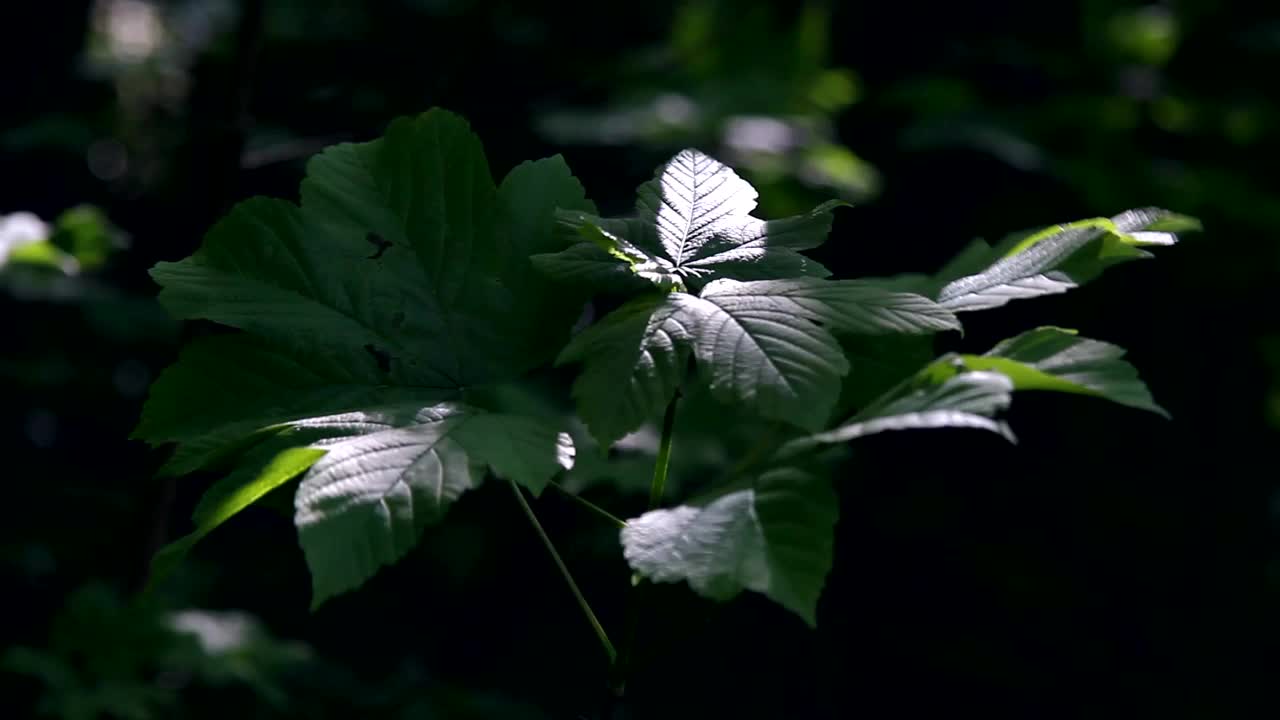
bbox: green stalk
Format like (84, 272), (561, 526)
(611, 392), (680, 698)
(508, 479), (616, 664)
(647, 397), (680, 509)
(548, 479), (627, 529)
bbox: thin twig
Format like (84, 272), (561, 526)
(610, 392), (680, 701)
(508, 479), (616, 664)
(548, 479), (627, 529)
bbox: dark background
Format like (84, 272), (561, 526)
(2, 1), (1277, 718)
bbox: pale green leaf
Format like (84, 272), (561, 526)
(937, 208), (1197, 312)
(148, 440), (328, 588)
(621, 467), (836, 625)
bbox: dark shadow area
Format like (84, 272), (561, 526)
(2, 1), (1276, 718)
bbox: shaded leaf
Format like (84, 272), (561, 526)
(782, 370), (1016, 456)
(556, 294), (694, 447)
(151, 111), (592, 388)
(135, 110), (592, 607)
(947, 326), (1167, 417)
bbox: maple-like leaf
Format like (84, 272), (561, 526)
(532, 148), (845, 291)
(134, 110), (588, 605)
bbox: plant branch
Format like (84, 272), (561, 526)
(548, 479), (627, 529)
(648, 394), (680, 509)
(610, 392), (680, 702)
(508, 478), (616, 665)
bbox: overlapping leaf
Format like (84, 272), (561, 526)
(784, 327), (1164, 457)
(289, 404), (574, 607)
(621, 467), (837, 626)
(936, 208), (1199, 311)
(533, 148), (844, 291)
(148, 437), (328, 588)
(558, 278), (959, 445)
(937, 326), (1167, 417)
(556, 294), (695, 447)
(134, 109), (591, 605)
(780, 370), (1016, 457)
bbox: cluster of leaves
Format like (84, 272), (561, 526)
(134, 109), (1196, 627)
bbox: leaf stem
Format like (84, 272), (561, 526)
(548, 479), (627, 529)
(611, 392), (680, 700)
(508, 479), (616, 664)
(648, 394), (680, 510)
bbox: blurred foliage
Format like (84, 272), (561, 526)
(538, 0), (879, 213)
(2, 0), (1277, 717)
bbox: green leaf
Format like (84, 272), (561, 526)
(621, 467), (836, 626)
(529, 240), (651, 294)
(833, 333), (936, 417)
(149, 109), (592, 390)
(678, 278), (956, 430)
(293, 404), (574, 607)
(558, 278), (956, 442)
(148, 439), (328, 589)
(946, 326), (1167, 417)
(556, 294), (693, 447)
(937, 208), (1197, 311)
(534, 149), (845, 291)
(782, 370), (1016, 456)
(696, 278), (960, 335)
(135, 109), (593, 607)
(674, 288), (846, 431)
(137, 109), (591, 468)
(134, 334), (446, 476)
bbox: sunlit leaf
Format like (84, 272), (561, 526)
(937, 208), (1198, 311)
(534, 149), (845, 291)
(621, 467), (836, 625)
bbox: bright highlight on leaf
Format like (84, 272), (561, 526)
(148, 440), (327, 590)
(621, 467), (836, 626)
(937, 208), (1199, 311)
(534, 148), (846, 291)
(291, 404), (574, 607)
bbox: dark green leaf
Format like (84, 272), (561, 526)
(948, 326), (1167, 417)
(149, 109), (592, 390)
(556, 294), (694, 447)
(781, 370), (1015, 456)
(135, 110), (592, 606)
